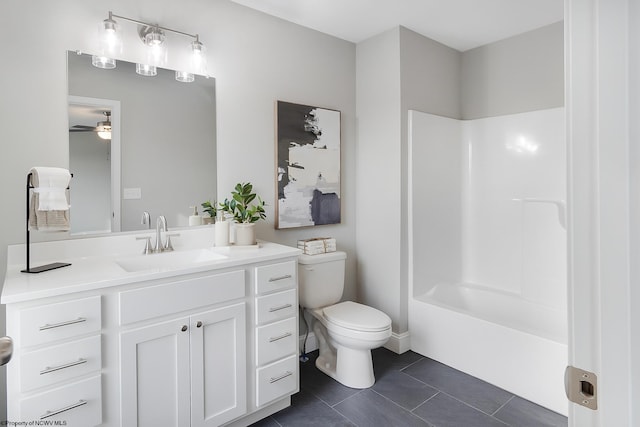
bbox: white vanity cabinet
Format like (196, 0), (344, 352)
(253, 261), (299, 408)
(2, 236), (301, 427)
(5, 295), (103, 426)
(119, 271), (247, 427)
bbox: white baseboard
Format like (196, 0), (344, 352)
(299, 330), (411, 355)
(384, 331), (411, 354)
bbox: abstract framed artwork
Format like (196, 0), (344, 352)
(275, 101), (341, 229)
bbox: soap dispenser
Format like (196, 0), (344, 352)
(189, 206), (203, 226)
(214, 210), (230, 246)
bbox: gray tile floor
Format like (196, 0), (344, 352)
(251, 348), (568, 427)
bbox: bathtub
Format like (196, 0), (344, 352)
(409, 283), (568, 416)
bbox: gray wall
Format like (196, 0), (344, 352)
(461, 21), (564, 119)
(0, 0), (356, 418)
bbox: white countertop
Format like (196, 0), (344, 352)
(2, 227), (301, 304)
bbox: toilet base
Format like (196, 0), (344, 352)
(313, 321), (375, 389)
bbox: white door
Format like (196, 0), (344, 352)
(566, 0), (638, 425)
(120, 317), (191, 427)
(190, 302), (247, 427)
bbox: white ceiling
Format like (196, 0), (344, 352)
(230, 0), (563, 51)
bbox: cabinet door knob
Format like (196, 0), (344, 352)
(196, 321), (203, 328)
(181, 325), (188, 332)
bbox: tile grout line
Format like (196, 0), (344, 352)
(492, 394), (515, 416)
(433, 390), (512, 426)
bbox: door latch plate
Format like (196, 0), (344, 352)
(565, 365), (598, 410)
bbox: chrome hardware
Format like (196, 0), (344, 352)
(141, 211), (151, 229)
(196, 321), (203, 328)
(268, 332), (292, 343)
(0, 337), (12, 366)
(181, 325), (188, 332)
(39, 318), (86, 331)
(40, 400), (87, 420)
(154, 215), (167, 253)
(268, 274), (292, 282)
(40, 358), (87, 375)
(269, 371), (293, 383)
(269, 303), (293, 313)
(164, 233), (180, 252)
(136, 236), (153, 254)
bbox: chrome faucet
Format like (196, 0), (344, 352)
(154, 216), (167, 253)
(141, 211), (151, 229)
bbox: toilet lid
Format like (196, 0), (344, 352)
(323, 301), (391, 332)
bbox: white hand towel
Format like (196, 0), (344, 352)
(30, 167), (71, 210)
(29, 167), (71, 231)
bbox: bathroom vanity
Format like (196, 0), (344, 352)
(2, 228), (301, 426)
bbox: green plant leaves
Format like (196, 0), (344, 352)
(220, 182), (266, 223)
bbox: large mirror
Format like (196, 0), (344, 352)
(67, 51), (216, 234)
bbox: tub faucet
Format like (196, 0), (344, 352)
(154, 216), (167, 253)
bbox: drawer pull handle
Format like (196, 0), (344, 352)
(269, 332), (292, 343)
(40, 399), (87, 420)
(268, 274), (292, 282)
(269, 303), (292, 313)
(39, 318), (86, 331)
(40, 358), (87, 375)
(270, 371), (293, 383)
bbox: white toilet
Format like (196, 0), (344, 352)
(298, 251), (392, 389)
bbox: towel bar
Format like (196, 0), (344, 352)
(21, 171), (73, 274)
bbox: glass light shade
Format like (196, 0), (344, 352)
(92, 55), (116, 69)
(97, 130), (112, 140)
(175, 71), (194, 83)
(98, 16), (122, 56)
(190, 39), (207, 75)
(136, 63), (157, 77)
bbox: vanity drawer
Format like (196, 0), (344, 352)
(256, 317), (297, 366)
(255, 261), (297, 294)
(20, 296), (101, 347)
(119, 270), (245, 325)
(256, 354), (298, 407)
(20, 334), (101, 393)
(255, 288), (297, 325)
(20, 374), (102, 426)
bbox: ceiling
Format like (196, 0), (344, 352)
(230, 0), (563, 51)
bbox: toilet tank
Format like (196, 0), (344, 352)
(297, 251), (347, 309)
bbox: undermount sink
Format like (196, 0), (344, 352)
(115, 248), (227, 273)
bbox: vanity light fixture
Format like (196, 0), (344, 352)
(94, 11), (207, 82)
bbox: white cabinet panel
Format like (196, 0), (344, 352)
(255, 261), (296, 294)
(119, 270), (245, 325)
(20, 374), (102, 427)
(20, 334), (101, 392)
(256, 317), (297, 366)
(255, 288), (297, 325)
(190, 303), (246, 427)
(256, 355), (298, 407)
(20, 295), (101, 347)
(120, 317), (191, 427)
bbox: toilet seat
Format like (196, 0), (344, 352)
(322, 301), (391, 332)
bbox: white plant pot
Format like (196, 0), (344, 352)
(235, 223), (256, 246)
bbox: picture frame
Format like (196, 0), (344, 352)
(275, 101), (341, 229)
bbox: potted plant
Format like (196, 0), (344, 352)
(219, 182), (266, 245)
(200, 200), (216, 224)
